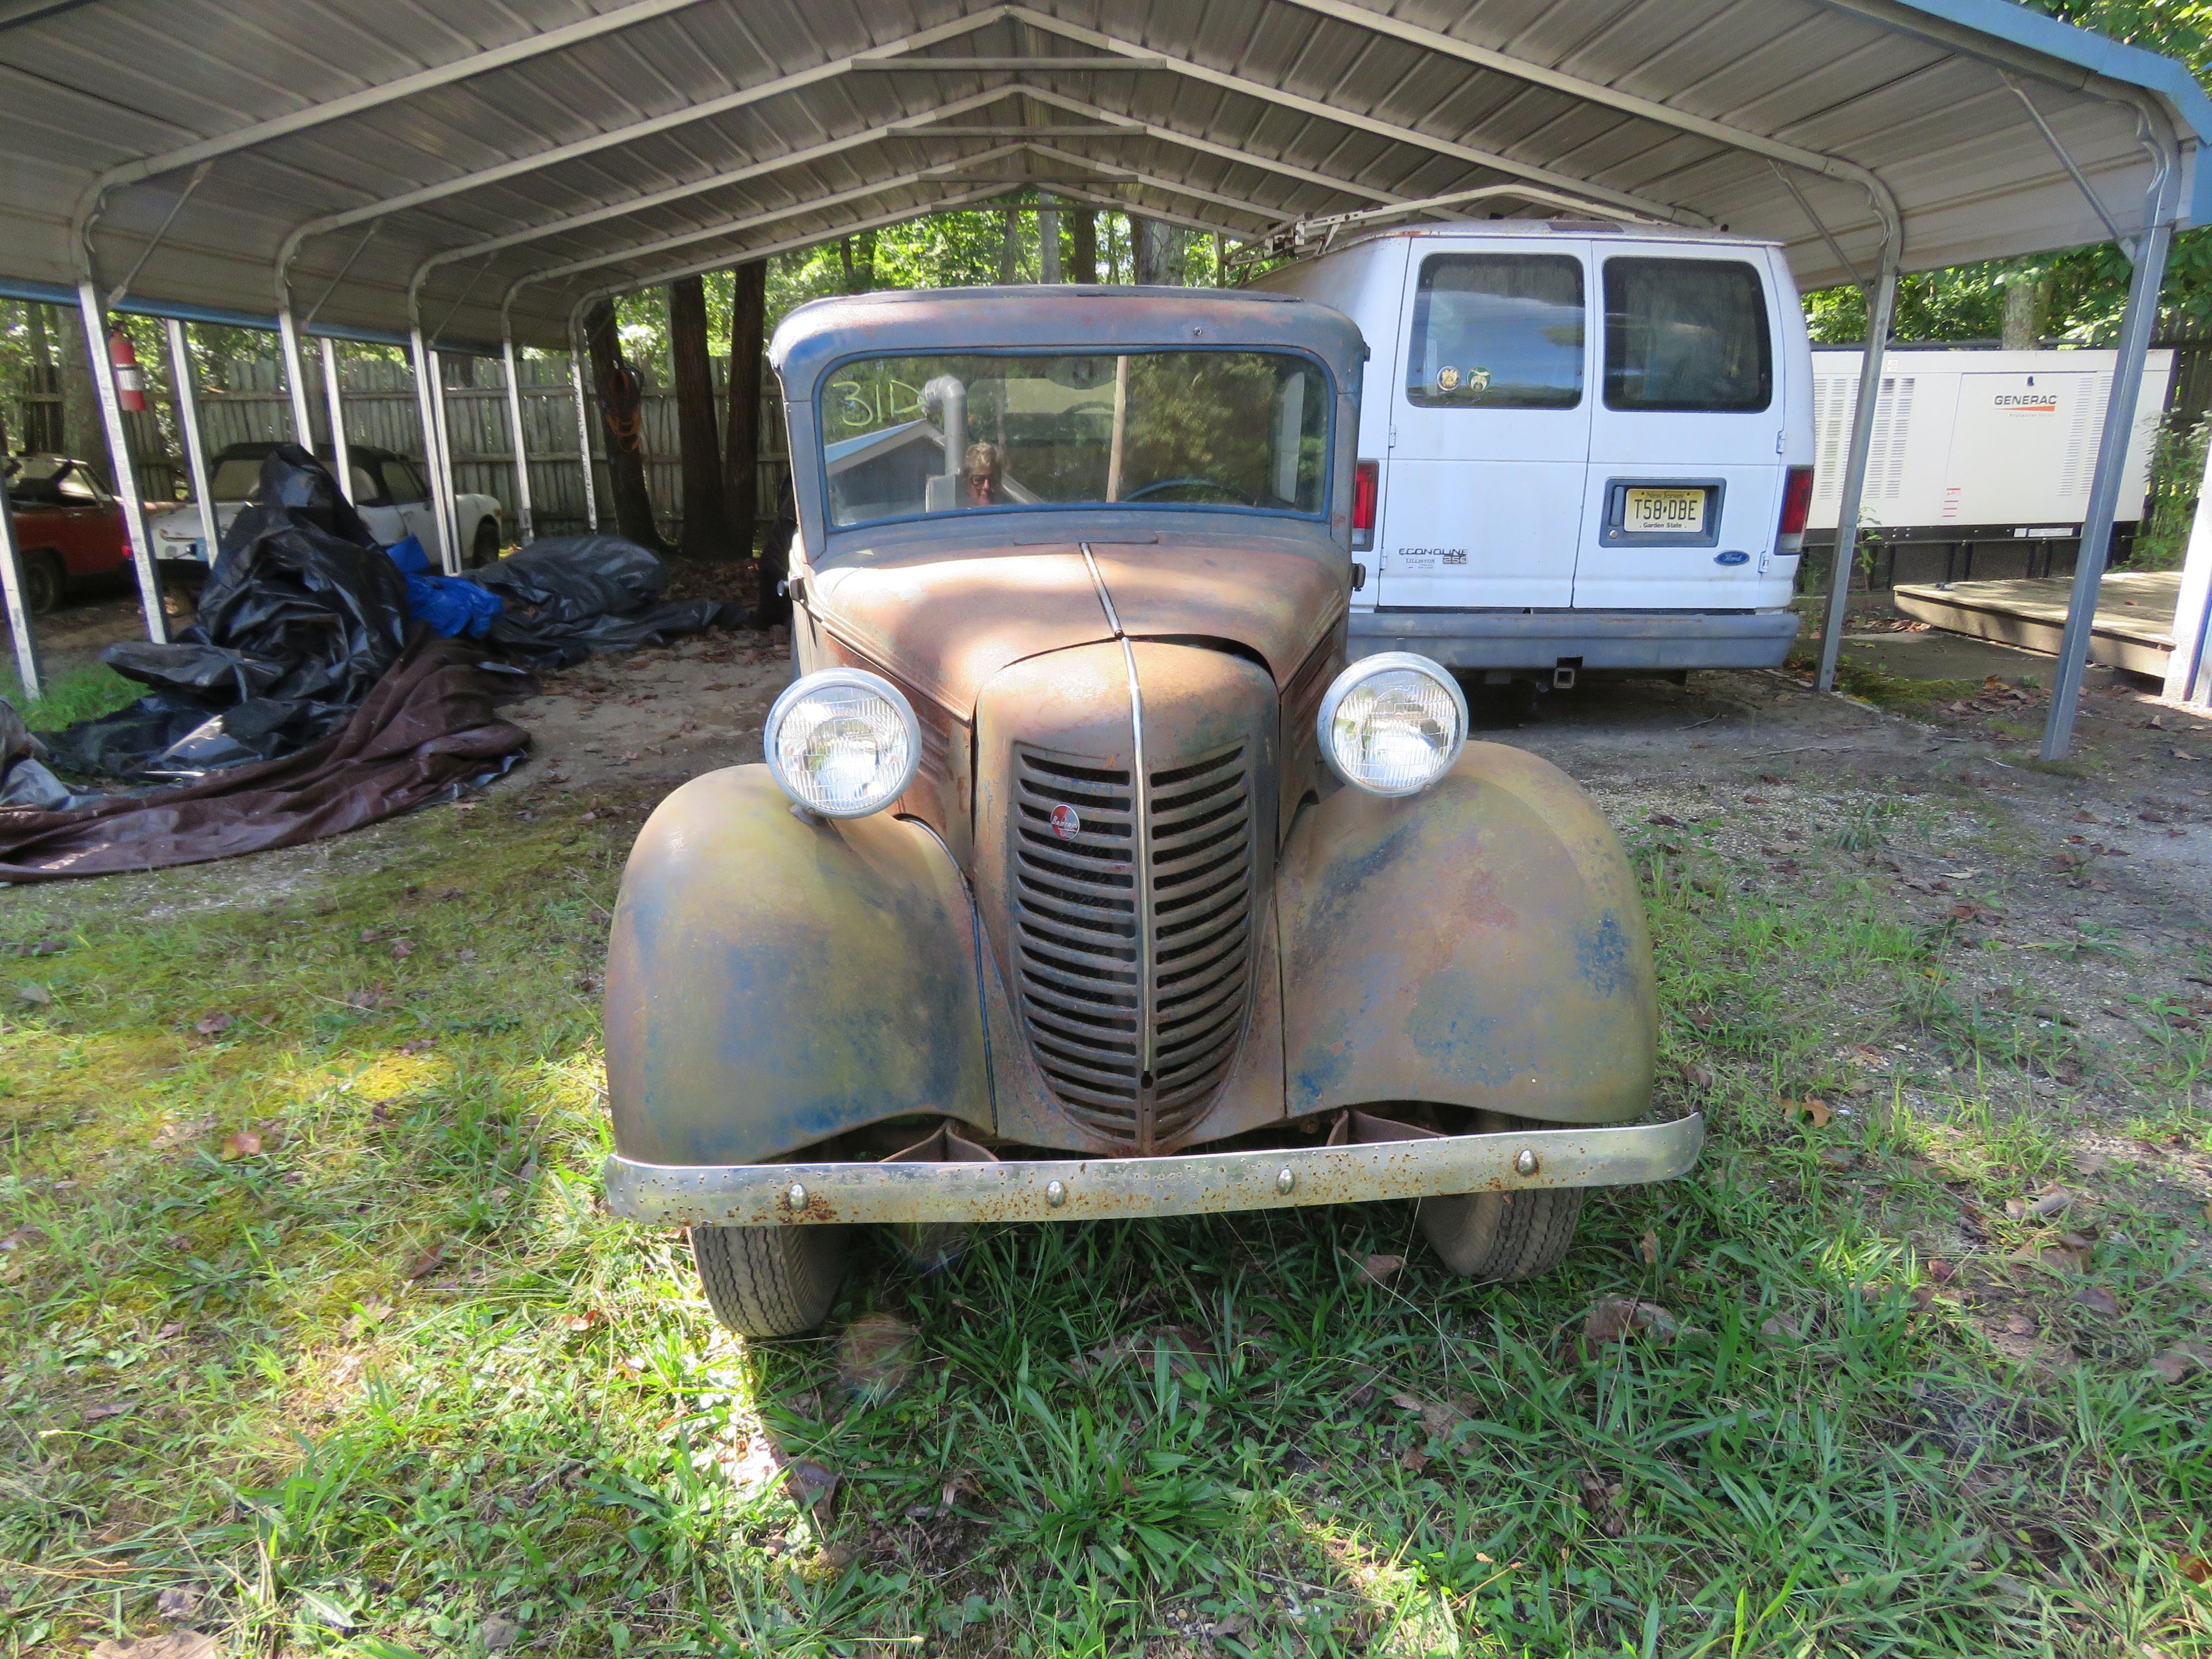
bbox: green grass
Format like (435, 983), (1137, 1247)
(9, 661), (140, 733)
(2, 784), (2210, 1657)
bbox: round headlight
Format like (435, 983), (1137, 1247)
(763, 667), (922, 818)
(1315, 652), (1468, 797)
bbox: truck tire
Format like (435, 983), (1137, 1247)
(21, 551), (63, 616)
(470, 518), (501, 568)
(690, 1223), (851, 1338)
(1416, 1112), (1584, 1282)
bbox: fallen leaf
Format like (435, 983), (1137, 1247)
(16, 982), (51, 1007)
(1783, 1097), (1832, 1128)
(2073, 1284), (2123, 1319)
(155, 1586), (203, 1621)
(562, 1308), (603, 1333)
(2179, 1554), (2212, 1585)
(82, 1399), (135, 1423)
(390, 939), (414, 960)
(1760, 1312), (1801, 1341)
(1353, 1252), (1405, 1286)
(1928, 1259), (1956, 1284)
(480, 1614), (521, 1652)
(404, 1244), (445, 1281)
(439, 886), (465, 901)
(1585, 1297), (1679, 1344)
(2150, 1347), (2207, 1384)
(1648, 810), (1684, 827)
(192, 1011), (232, 1038)
(400, 1037), (435, 1055)
(219, 1130), (262, 1161)
(2029, 1188), (2074, 1218)
(836, 1312), (918, 1402)
(1390, 1391), (1471, 1437)
(1639, 1229), (1660, 1266)
(89, 1635), (219, 1659)
(783, 1459), (839, 1513)
(1399, 1447), (1430, 1474)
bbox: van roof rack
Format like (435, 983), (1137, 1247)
(1234, 184), (1672, 268)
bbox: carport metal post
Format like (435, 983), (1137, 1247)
(501, 328), (535, 546)
(407, 328), (457, 570)
(569, 344), (600, 534)
(2170, 438), (2212, 709)
(320, 336), (351, 502)
(2044, 202), (2178, 757)
(165, 317), (219, 559)
(74, 281), (166, 646)
(426, 349), (463, 574)
(0, 466), (40, 700)
(1815, 263), (1900, 694)
(276, 305), (316, 448)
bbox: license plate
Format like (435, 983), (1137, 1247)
(1623, 486), (1707, 535)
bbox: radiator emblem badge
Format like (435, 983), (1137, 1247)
(1049, 803), (1082, 839)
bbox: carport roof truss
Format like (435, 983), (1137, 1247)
(0, 0), (2207, 353)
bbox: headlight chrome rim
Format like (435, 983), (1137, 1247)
(1314, 652), (1468, 797)
(763, 666), (922, 819)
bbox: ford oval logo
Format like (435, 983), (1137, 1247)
(1715, 550), (1751, 566)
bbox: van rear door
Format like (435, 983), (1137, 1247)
(1379, 239), (1593, 609)
(1575, 248), (1785, 609)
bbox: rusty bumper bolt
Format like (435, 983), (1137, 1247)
(786, 1181), (808, 1212)
(1046, 1179), (1067, 1208)
(1276, 1167), (1296, 1195)
(1514, 1149), (1539, 1177)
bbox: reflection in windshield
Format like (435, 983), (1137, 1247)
(821, 351), (1328, 529)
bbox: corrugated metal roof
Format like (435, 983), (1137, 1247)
(1, 0), (2206, 351)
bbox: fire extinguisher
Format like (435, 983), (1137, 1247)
(107, 328), (147, 412)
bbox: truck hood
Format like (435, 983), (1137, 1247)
(808, 534), (1344, 719)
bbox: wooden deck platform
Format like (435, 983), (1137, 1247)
(1891, 570), (2180, 677)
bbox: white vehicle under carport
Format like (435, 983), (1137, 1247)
(148, 441), (503, 568)
(1256, 221), (1815, 684)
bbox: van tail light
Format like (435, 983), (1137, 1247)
(1351, 460), (1378, 552)
(1777, 465), (1814, 550)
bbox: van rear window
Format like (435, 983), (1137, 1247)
(1405, 254), (1584, 410)
(1603, 257), (1772, 412)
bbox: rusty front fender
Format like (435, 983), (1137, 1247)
(604, 765), (991, 1166)
(1277, 744), (1656, 1124)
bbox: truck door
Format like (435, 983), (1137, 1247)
(1577, 249), (1784, 609)
(1378, 241), (1593, 609)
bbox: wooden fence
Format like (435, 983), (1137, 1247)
(14, 353), (787, 544)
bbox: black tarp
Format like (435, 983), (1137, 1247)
(474, 535), (743, 668)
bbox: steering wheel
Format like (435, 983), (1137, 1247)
(1123, 475), (1253, 506)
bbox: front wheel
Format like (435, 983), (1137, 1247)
(691, 1223), (851, 1338)
(20, 551), (63, 616)
(1416, 1112), (1584, 1282)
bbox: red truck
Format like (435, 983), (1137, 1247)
(4, 453), (133, 613)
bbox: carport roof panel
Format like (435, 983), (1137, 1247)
(0, 0), (2207, 351)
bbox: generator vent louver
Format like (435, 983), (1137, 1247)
(1009, 740), (1257, 1151)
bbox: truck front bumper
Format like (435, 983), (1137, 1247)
(603, 1114), (1702, 1228)
(1350, 607), (1800, 671)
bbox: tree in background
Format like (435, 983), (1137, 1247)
(1068, 207), (1099, 283)
(725, 261), (766, 566)
(582, 298), (669, 555)
(668, 275), (730, 559)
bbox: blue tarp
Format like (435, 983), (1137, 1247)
(385, 536), (504, 639)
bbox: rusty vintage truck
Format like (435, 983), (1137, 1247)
(601, 286), (1699, 1338)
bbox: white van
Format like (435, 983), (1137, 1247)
(1255, 222), (1815, 679)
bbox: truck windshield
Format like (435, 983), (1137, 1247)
(819, 350), (1329, 529)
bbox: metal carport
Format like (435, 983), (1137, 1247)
(4, 0), (2211, 751)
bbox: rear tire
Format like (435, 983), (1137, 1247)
(21, 551), (63, 616)
(691, 1223), (851, 1338)
(470, 518), (501, 569)
(1417, 1112), (1584, 1282)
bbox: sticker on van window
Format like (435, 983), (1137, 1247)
(1714, 550), (1751, 566)
(1437, 365), (1460, 391)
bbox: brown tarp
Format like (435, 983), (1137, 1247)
(0, 633), (528, 883)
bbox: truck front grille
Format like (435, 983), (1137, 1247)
(1009, 740), (1257, 1150)
(1011, 748), (1143, 1135)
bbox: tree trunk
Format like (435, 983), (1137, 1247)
(582, 298), (670, 554)
(997, 208), (1020, 282)
(54, 303), (108, 487)
(1136, 218), (1184, 286)
(2001, 278), (2050, 351)
(669, 275), (730, 560)
(1038, 194), (1060, 282)
(1068, 209), (1098, 284)
(724, 260), (766, 566)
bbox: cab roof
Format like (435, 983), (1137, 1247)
(770, 286), (1366, 402)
